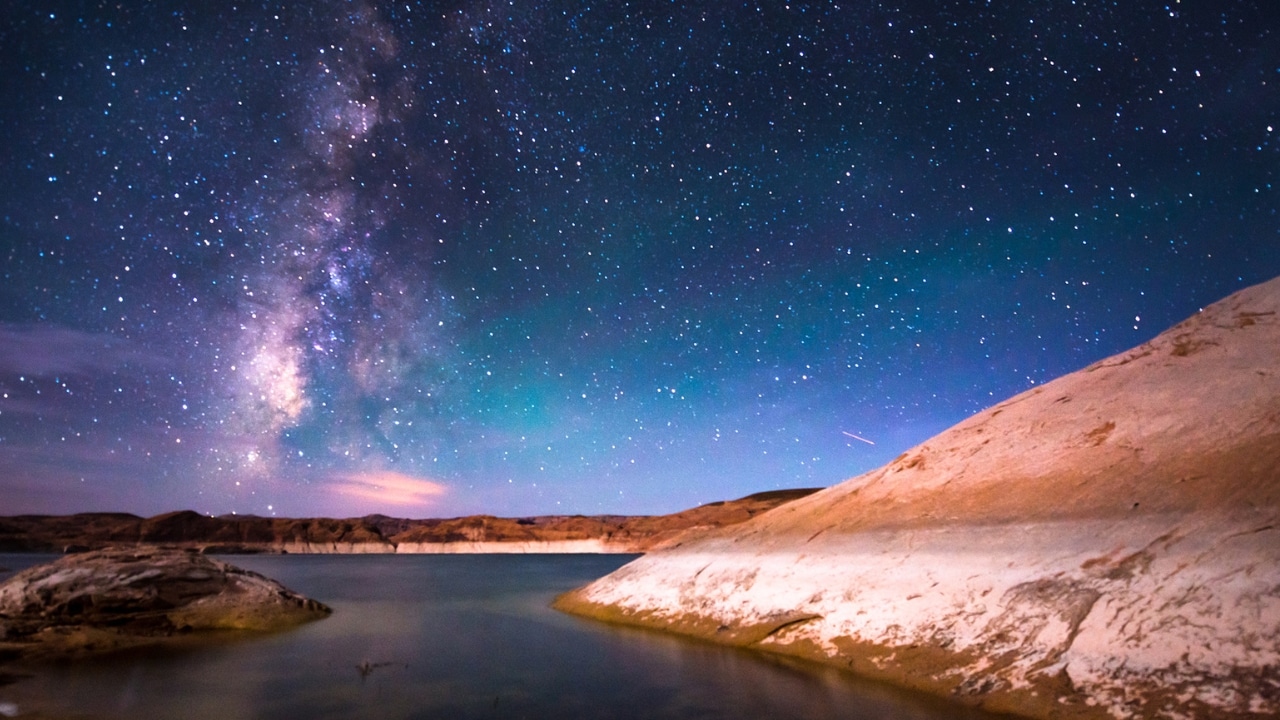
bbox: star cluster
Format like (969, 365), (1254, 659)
(1, 1), (1277, 517)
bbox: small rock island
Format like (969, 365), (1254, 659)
(0, 547), (330, 663)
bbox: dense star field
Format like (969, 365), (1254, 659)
(1, 2), (1277, 518)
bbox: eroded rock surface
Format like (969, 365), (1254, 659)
(557, 276), (1280, 719)
(0, 547), (330, 661)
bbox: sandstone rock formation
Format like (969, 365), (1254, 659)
(0, 547), (331, 662)
(0, 489), (816, 555)
(556, 276), (1280, 719)
(0, 513), (397, 554)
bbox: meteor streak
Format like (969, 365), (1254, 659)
(842, 431), (876, 446)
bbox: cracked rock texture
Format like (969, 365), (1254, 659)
(0, 547), (331, 662)
(556, 276), (1280, 719)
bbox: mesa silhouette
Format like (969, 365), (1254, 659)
(0, 488), (818, 555)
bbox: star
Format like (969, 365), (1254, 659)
(0, 1), (1276, 517)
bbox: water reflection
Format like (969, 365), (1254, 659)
(1, 554), (1002, 720)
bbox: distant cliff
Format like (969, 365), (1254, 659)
(557, 276), (1280, 720)
(0, 488), (817, 555)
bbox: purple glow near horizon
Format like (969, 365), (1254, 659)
(1, 2), (1277, 518)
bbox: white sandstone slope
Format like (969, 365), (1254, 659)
(556, 276), (1280, 720)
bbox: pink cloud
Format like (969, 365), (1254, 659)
(327, 470), (448, 509)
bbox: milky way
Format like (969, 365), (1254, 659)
(1, 1), (1277, 517)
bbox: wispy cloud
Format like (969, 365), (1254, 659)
(0, 323), (165, 377)
(327, 470), (448, 508)
(0, 442), (166, 515)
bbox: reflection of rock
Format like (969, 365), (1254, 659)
(557, 276), (1280, 720)
(0, 547), (330, 662)
(0, 489), (818, 555)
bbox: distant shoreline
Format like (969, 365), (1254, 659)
(0, 489), (819, 556)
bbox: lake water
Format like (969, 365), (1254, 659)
(0, 554), (1002, 720)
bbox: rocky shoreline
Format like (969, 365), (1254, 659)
(0, 489), (817, 718)
(556, 276), (1280, 719)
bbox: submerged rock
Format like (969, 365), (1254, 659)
(0, 547), (330, 661)
(557, 275), (1280, 719)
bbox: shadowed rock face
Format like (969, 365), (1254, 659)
(557, 275), (1280, 720)
(0, 547), (330, 661)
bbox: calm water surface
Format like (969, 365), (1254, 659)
(1, 554), (1000, 720)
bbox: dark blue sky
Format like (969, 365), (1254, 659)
(2, 1), (1277, 518)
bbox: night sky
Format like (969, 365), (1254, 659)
(1, 2), (1277, 519)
